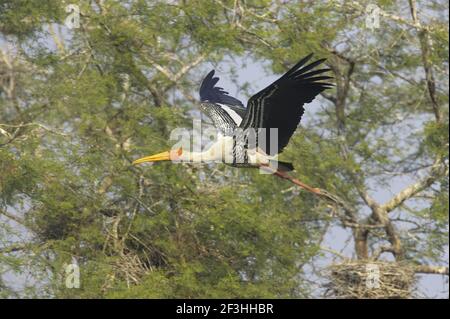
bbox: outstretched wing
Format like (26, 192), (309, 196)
(239, 54), (333, 155)
(199, 70), (246, 135)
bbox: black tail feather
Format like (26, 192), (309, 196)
(270, 160), (294, 172)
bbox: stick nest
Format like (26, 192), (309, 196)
(324, 261), (416, 299)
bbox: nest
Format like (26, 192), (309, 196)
(324, 261), (416, 299)
(113, 252), (149, 286)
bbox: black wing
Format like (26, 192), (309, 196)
(239, 54), (333, 155)
(199, 70), (246, 135)
(200, 70), (244, 107)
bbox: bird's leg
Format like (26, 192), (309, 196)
(259, 164), (322, 195)
(274, 170), (322, 194)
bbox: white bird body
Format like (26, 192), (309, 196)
(175, 134), (273, 166)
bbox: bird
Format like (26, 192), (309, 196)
(133, 54), (333, 194)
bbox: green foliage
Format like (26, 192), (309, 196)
(0, 0), (61, 36)
(423, 121), (449, 158)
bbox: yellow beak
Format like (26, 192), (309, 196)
(132, 151), (170, 165)
(132, 147), (182, 165)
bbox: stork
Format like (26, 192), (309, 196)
(133, 54), (333, 194)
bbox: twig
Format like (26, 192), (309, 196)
(414, 265), (449, 275)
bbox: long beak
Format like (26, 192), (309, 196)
(132, 147), (182, 165)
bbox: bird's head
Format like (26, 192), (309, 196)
(132, 147), (183, 165)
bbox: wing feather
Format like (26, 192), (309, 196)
(199, 70), (244, 107)
(239, 55), (333, 155)
(199, 70), (246, 135)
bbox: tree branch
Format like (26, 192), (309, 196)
(414, 265), (449, 275)
(408, 0), (441, 122)
(381, 158), (447, 213)
(372, 245), (396, 260)
(331, 0), (431, 32)
(0, 243), (28, 254)
(0, 209), (25, 226)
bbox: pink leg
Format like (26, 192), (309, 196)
(259, 164), (322, 195)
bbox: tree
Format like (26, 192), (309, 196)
(0, 0), (448, 298)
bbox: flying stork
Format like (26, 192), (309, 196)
(133, 54), (333, 194)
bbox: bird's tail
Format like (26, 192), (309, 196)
(269, 160), (295, 172)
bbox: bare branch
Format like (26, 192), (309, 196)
(381, 159), (447, 213)
(341, 221), (385, 230)
(414, 265), (449, 275)
(371, 206), (404, 259)
(0, 122), (69, 137)
(320, 246), (349, 260)
(408, 0), (441, 122)
(173, 53), (207, 82)
(143, 53), (207, 83)
(372, 245), (396, 260)
(0, 209), (25, 226)
(48, 24), (66, 55)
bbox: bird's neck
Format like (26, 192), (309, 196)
(180, 136), (234, 163)
(181, 151), (209, 162)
